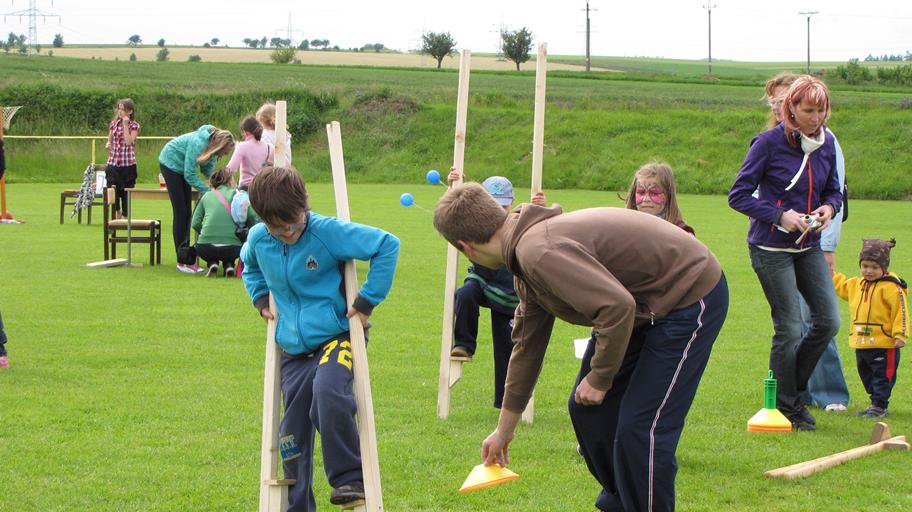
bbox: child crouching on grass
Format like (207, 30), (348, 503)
(833, 238), (908, 419)
(241, 166), (399, 510)
(191, 168), (256, 277)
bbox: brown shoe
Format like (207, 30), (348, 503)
(450, 346), (471, 358)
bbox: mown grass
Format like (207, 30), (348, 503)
(0, 183), (910, 511)
(1, 55), (911, 199)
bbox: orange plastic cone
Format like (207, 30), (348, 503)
(459, 463), (519, 492)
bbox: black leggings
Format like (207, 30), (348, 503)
(160, 164), (195, 264)
(195, 244), (241, 269)
(105, 164), (138, 216)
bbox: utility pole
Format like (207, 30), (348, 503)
(703, 4), (717, 78)
(3, 0), (60, 54)
(799, 11), (818, 74)
(584, 1), (593, 72)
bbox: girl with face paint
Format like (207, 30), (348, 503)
(623, 161), (695, 236)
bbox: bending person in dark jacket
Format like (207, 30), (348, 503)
(434, 183), (728, 512)
(728, 75), (842, 431)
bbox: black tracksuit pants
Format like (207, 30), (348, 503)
(279, 334), (363, 512)
(856, 348), (900, 409)
(569, 275), (728, 512)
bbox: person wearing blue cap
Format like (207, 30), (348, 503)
(447, 169), (545, 408)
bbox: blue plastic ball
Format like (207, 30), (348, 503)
(399, 193), (415, 207)
(426, 169), (441, 185)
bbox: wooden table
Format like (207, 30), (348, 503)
(125, 188), (200, 267)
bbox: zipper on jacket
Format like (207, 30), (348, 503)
(650, 311), (655, 325)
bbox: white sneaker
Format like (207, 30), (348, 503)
(176, 264), (205, 274)
(205, 264), (219, 277)
(825, 403), (848, 412)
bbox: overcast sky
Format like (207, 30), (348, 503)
(3, 0), (910, 62)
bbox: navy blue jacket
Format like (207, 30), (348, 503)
(465, 264), (518, 316)
(728, 124), (842, 248)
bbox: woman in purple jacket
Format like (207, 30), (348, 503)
(728, 75), (842, 431)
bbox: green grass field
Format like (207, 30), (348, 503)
(0, 183), (910, 511)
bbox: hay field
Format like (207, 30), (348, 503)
(49, 46), (597, 71)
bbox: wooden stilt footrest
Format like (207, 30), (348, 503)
(340, 499), (366, 511)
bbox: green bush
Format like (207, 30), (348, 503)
(834, 59), (872, 84)
(270, 47), (295, 64)
(156, 48), (169, 62)
(0, 83), (337, 136)
(876, 64), (912, 86)
(187, 55), (202, 62)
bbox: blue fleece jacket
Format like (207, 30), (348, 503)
(241, 212), (400, 355)
(728, 124), (842, 248)
(158, 125), (218, 192)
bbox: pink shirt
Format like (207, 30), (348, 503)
(226, 135), (273, 187)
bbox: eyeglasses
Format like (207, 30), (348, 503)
(635, 186), (666, 205)
(767, 99), (784, 109)
(265, 220), (306, 237)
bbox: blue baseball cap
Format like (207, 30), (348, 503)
(481, 176), (514, 206)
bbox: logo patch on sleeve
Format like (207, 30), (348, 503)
(279, 434), (302, 461)
(306, 255), (319, 271)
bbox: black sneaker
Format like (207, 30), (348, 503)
(205, 264), (219, 277)
(330, 481), (365, 505)
(794, 404), (816, 426)
(785, 408), (816, 431)
(860, 406), (889, 419)
(225, 266), (236, 278)
(790, 417), (816, 431)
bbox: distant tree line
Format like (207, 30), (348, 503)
(834, 59), (912, 86)
(419, 26), (534, 70)
(3, 33), (28, 54)
(862, 52), (912, 62)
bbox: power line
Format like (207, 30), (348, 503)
(3, 0), (60, 53)
(582, 1), (597, 72)
(798, 11), (819, 73)
(273, 11), (305, 47)
(703, 3), (717, 78)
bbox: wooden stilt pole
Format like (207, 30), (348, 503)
(519, 42), (549, 425)
(259, 101), (293, 512)
(437, 50), (472, 420)
(765, 423), (910, 480)
(327, 121), (383, 512)
(1, 119), (10, 220)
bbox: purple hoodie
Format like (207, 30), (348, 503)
(728, 124), (842, 248)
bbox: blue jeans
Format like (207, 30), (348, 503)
(799, 298), (849, 407)
(748, 245), (840, 415)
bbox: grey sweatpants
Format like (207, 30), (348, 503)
(280, 335), (362, 512)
